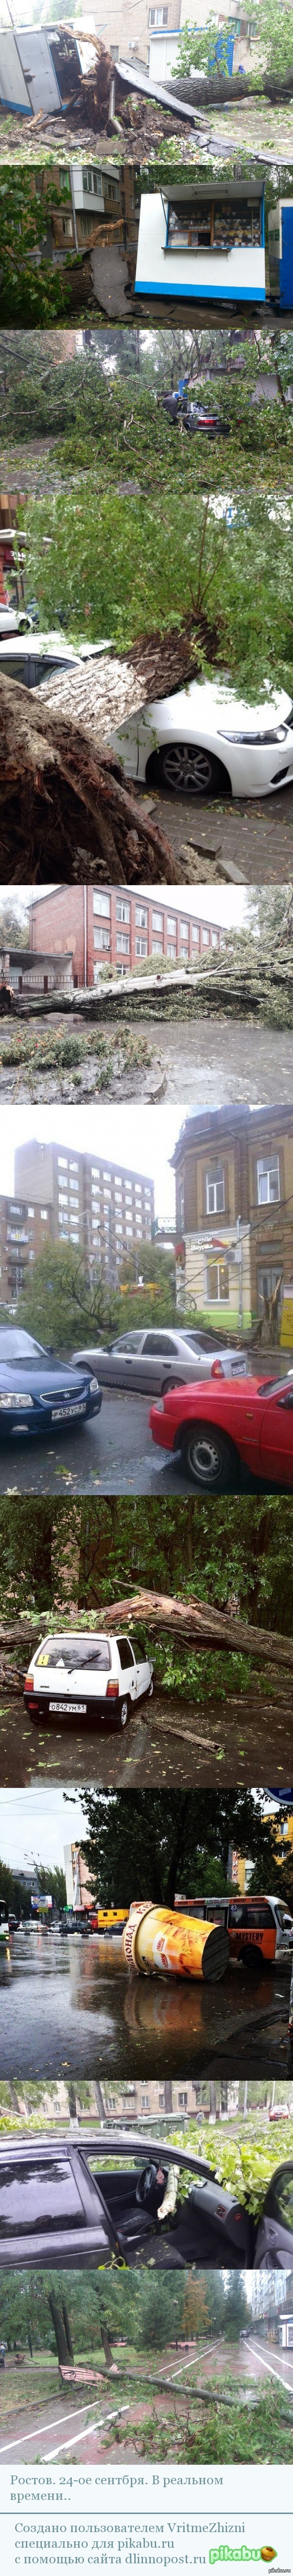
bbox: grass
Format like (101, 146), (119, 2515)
(0, 1028), (152, 1092)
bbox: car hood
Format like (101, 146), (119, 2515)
(143, 681), (293, 732)
(160, 1374), (272, 1407)
(0, 1361), (91, 1395)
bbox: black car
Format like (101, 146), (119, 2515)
(0, 2133), (292, 2271)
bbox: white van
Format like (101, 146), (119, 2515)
(24, 1630), (154, 1729)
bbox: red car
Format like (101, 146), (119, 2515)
(149, 1371), (293, 1493)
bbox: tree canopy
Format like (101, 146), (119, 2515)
(79, 1786), (288, 1906)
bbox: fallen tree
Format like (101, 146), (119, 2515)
(0, 607), (220, 876)
(1, 1589), (293, 1675)
(171, 64), (293, 102)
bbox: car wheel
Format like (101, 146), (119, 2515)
(180, 1424), (237, 1492)
(120, 1697), (129, 1728)
(145, 744), (231, 798)
(163, 1375), (184, 1393)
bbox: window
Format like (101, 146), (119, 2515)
(178, 2091), (188, 2107)
(202, 927), (209, 945)
(41, 1209), (48, 1220)
(192, 925), (200, 943)
(94, 929), (110, 950)
(116, 900), (130, 923)
(117, 1636), (135, 1669)
(28, 1204), (35, 1217)
(69, 1163), (78, 1174)
(167, 917), (176, 935)
(143, 1333), (178, 1355)
(136, 937), (147, 958)
(178, 1181), (185, 1229)
(58, 1157), (67, 1169)
(152, 911), (163, 931)
(58, 1192), (68, 1206)
(257, 1265), (283, 1314)
(152, 939), (163, 955)
(206, 1260), (230, 1303)
(141, 2092), (150, 2108)
(257, 1153), (280, 1206)
(136, 907), (148, 928)
(28, 1251), (34, 1263)
(93, 892), (110, 916)
(167, 943), (176, 958)
(0, 2154), (87, 2238)
(117, 933), (130, 955)
(83, 166), (103, 195)
(211, 931), (218, 947)
(148, 7), (168, 20)
(180, 921), (188, 941)
(206, 1163), (225, 1216)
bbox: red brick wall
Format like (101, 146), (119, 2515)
(30, 888), (85, 981)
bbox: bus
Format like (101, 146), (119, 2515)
(174, 1893), (293, 1967)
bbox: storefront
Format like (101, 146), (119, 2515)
(175, 1223), (251, 1329)
(135, 182), (266, 304)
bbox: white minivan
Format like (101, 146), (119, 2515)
(24, 1630), (154, 1729)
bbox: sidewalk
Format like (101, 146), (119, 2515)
(145, 787), (293, 879)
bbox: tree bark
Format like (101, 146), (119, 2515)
(48, 2296), (70, 2367)
(0, 609), (220, 878)
(62, 2300), (74, 2363)
(171, 67), (293, 103)
(90, 1586), (293, 1676)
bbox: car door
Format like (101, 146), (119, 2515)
(132, 1634), (150, 1698)
(135, 1333), (187, 1392)
(258, 1382), (293, 1485)
(0, 2146), (110, 2269)
(116, 1636), (138, 1699)
(105, 1333), (146, 1389)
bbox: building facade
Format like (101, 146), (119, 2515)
(14, 1137), (154, 1284)
(171, 1106), (293, 1329)
(29, 885), (221, 980)
(37, 162), (139, 258)
(0, 1193), (53, 1306)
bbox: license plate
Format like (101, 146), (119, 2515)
(49, 1700), (87, 1713)
(231, 1363), (245, 1375)
(51, 1401), (87, 1420)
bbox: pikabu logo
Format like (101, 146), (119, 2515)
(209, 2552), (277, 2565)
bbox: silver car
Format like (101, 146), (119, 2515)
(72, 1327), (248, 1397)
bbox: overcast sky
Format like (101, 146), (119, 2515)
(2, 1107), (188, 1224)
(5, 885), (250, 930)
(0, 1785), (86, 1871)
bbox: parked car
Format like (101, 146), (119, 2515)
(110, 677), (293, 801)
(71, 1326), (248, 1397)
(23, 1628), (154, 1729)
(0, 2133), (293, 2271)
(0, 1328), (102, 1439)
(182, 405), (230, 438)
(0, 635), (112, 691)
(149, 1371), (293, 1492)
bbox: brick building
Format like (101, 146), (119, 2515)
(29, 886), (222, 980)
(35, 162), (139, 258)
(0, 1194), (52, 1306)
(14, 1137), (154, 1285)
(171, 1105), (293, 1330)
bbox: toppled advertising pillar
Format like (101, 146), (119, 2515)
(123, 1899), (230, 1980)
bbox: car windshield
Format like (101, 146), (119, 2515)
(0, 1333), (48, 1360)
(35, 1637), (111, 1671)
(260, 1378), (293, 1399)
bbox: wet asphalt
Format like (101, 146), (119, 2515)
(0, 1388), (284, 1498)
(0, 1930), (291, 2079)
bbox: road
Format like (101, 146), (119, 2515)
(1, 1672), (291, 1789)
(0, 1387), (287, 1497)
(0, 2335), (293, 2464)
(0, 1929), (290, 2077)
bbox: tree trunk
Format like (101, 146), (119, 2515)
(48, 2296), (70, 2367)
(63, 2300), (74, 2363)
(0, 608), (220, 878)
(88, 1586), (293, 1676)
(94, 2078), (106, 2120)
(171, 67), (293, 104)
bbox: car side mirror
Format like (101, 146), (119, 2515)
(262, 2161), (293, 2233)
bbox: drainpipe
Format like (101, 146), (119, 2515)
(84, 884), (87, 988)
(69, 167), (79, 254)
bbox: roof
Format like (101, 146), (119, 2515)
(166, 181), (263, 203)
(170, 1104), (293, 1167)
(3, 949), (73, 970)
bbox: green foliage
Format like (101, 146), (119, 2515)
(21, 485), (293, 700)
(173, 15), (239, 74)
(174, 0), (293, 80)
(79, 1785), (284, 1907)
(0, 173), (77, 325)
(17, 1241), (122, 1352)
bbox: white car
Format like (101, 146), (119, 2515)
(24, 1629), (154, 1730)
(0, 635), (112, 691)
(110, 676), (293, 800)
(72, 1327), (249, 1395)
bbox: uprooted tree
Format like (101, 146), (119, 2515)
(0, 582), (221, 877)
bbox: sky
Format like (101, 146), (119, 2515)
(4, 885), (250, 931)
(1, 1107), (187, 1225)
(0, 1786), (86, 1872)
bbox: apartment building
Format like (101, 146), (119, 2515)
(0, 1194), (52, 1306)
(35, 162), (139, 257)
(171, 1105), (293, 1329)
(29, 886), (221, 980)
(14, 1138), (154, 1284)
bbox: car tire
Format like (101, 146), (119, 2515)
(163, 1375), (184, 1393)
(145, 744), (232, 798)
(120, 1697), (129, 1728)
(179, 1423), (238, 1493)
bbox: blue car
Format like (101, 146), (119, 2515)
(0, 1329), (102, 1437)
